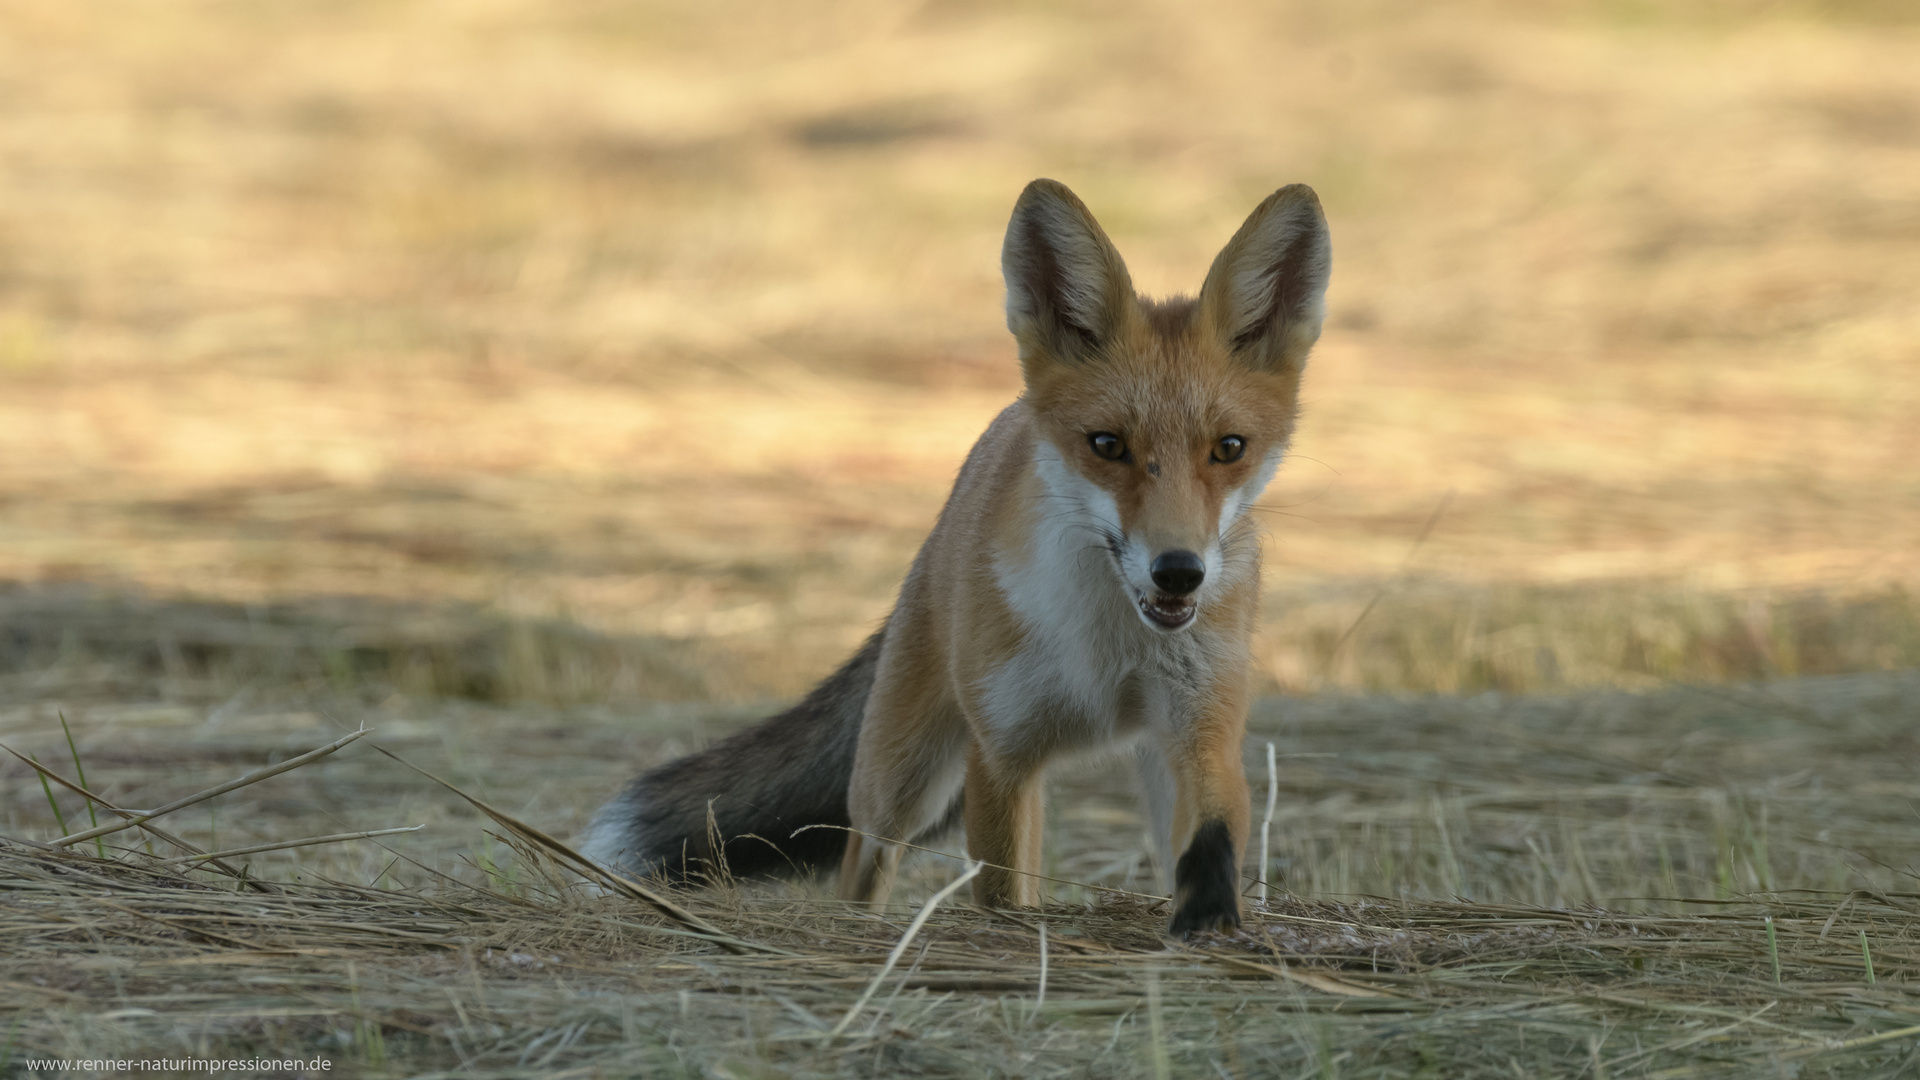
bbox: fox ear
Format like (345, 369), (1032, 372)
(1199, 184), (1331, 373)
(1002, 179), (1135, 366)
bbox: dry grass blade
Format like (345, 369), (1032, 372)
(1319, 489), (1455, 680)
(42, 728), (370, 848)
(1795, 1024), (1920, 1059)
(365, 741), (771, 954)
(158, 826), (426, 867)
(1, 742), (275, 891)
(1035, 921), (1048, 1015)
(1604, 1001), (1780, 1074)
(1258, 740), (1278, 901)
(826, 860), (983, 1039)
(1201, 950), (1400, 998)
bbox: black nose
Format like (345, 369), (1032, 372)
(1150, 550), (1205, 596)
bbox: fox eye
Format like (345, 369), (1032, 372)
(1088, 432), (1127, 461)
(1211, 435), (1247, 464)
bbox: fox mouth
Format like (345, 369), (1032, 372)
(1137, 593), (1197, 630)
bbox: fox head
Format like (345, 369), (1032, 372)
(1002, 179), (1330, 633)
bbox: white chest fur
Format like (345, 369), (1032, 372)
(976, 444), (1199, 761)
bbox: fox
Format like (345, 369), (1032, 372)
(581, 178), (1331, 935)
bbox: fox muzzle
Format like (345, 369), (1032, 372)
(1149, 550), (1205, 596)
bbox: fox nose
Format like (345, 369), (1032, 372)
(1150, 550), (1205, 596)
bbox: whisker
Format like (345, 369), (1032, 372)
(1243, 506), (1320, 523)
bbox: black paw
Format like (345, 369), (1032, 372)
(1169, 896), (1242, 938)
(1167, 819), (1243, 938)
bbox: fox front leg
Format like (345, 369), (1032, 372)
(1157, 694), (1252, 937)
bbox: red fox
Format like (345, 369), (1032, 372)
(582, 179), (1330, 935)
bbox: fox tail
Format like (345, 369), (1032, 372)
(578, 628), (888, 880)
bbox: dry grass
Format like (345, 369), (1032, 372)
(9, 841), (1920, 1079)
(6, 578), (1918, 708)
(5, 658), (1920, 1076)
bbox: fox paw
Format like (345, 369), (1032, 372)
(1169, 896), (1242, 938)
(1168, 820), (1243, 939)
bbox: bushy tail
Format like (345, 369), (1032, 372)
(579, 629), (883, 880)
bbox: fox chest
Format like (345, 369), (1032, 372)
(972, 635), (1143, 764)
(971, 556), (1165, 763)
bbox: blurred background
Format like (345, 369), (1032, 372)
(1, 0), (1917, 706)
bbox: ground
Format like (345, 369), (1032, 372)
(4, 613), (1920, 1076)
